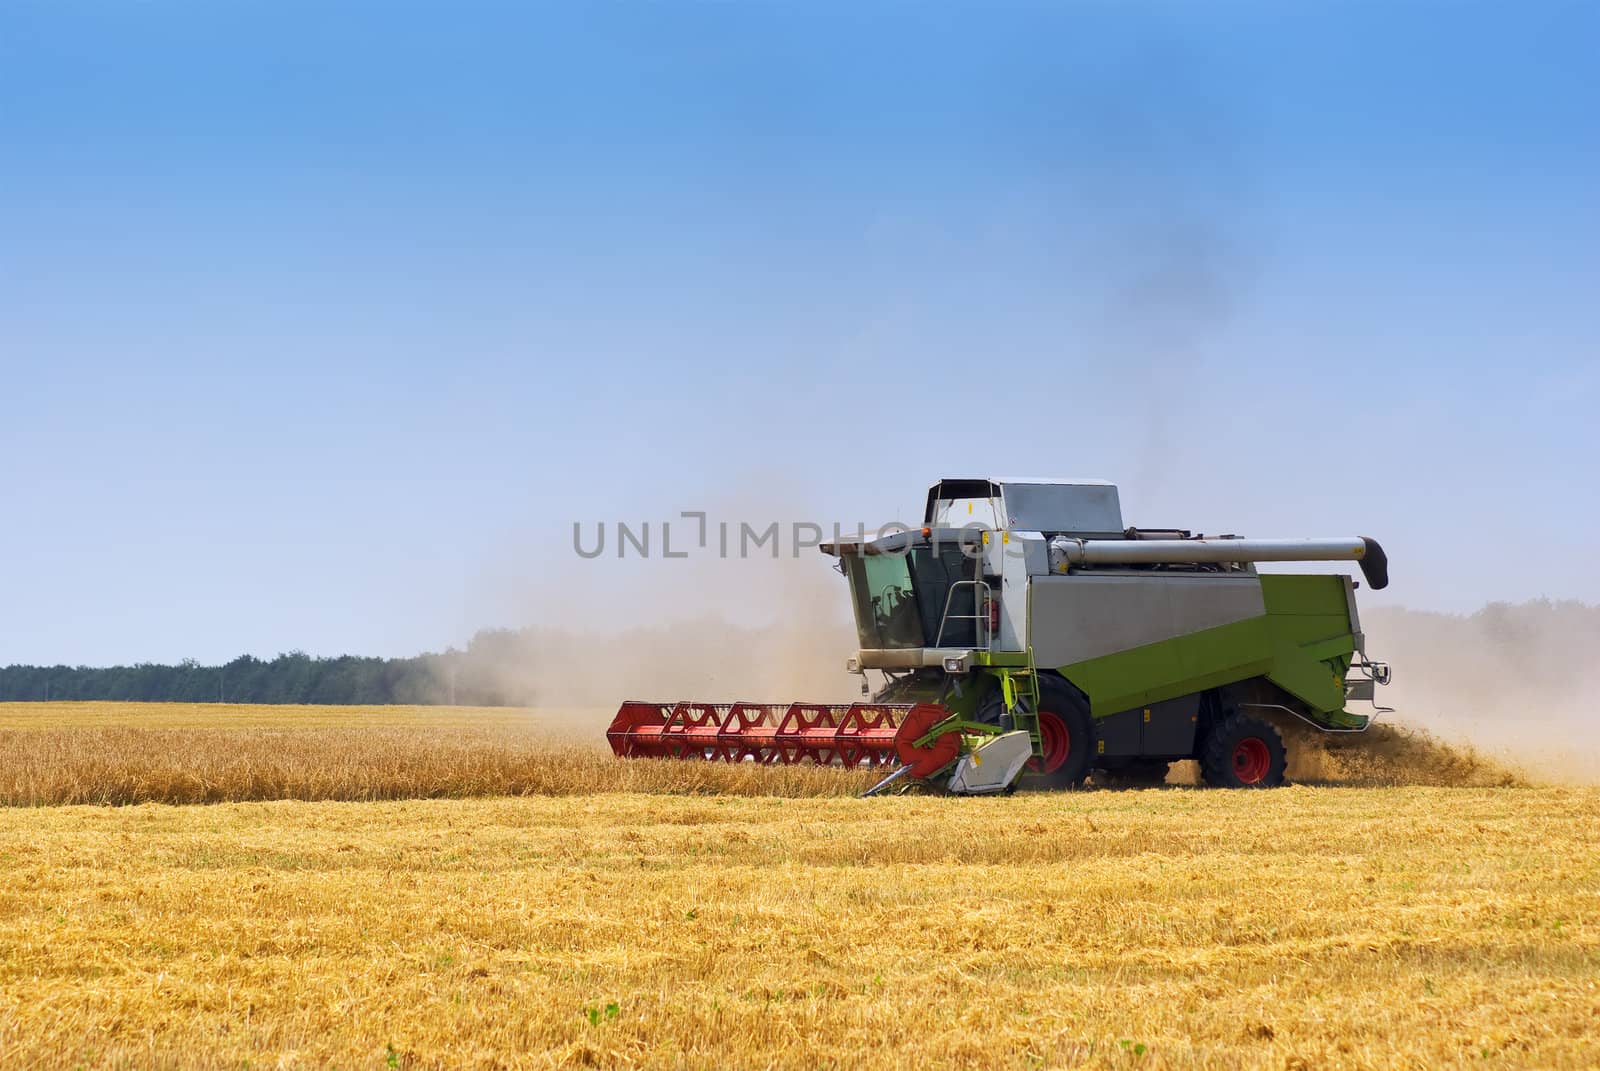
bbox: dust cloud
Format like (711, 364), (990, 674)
(460, 488), (865, 718)
(1354, 600), (1600, 784)
(1264, 600), (1596, 786)
(477, 611), (856, 710)
(1278, 722), (1527, 788)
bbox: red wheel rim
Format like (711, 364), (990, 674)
(1232, 737), (1271, 784)
(1028, 709), (1071, 774)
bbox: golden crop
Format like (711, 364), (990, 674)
(1, 704), (1594, 1070)
(0, 703), (877, 805)
(0, 703), (1519, 808)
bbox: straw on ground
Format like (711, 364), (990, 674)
(3, 784), (1597, 1069)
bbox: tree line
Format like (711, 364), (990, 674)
(0, 629), (538, 706)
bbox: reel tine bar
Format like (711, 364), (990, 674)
(607, 700), (916, 766)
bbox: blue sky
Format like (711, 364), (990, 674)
(3, 1), (1597, 664)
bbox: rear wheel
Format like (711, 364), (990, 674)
(1199, 711), (1286, 788)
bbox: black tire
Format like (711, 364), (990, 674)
(1093, 761), (1171, 789)
(979, 676), (1094, 789)
(1199, 711), (1287, 788)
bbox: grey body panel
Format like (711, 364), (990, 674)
(1029, 574), (1266, 668)
(985, 531), (1047, 652)
(1006, 532), (1051, 577)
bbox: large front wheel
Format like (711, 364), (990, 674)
(976, 677), (1094, 789)
(1017, 678), (1095, 789)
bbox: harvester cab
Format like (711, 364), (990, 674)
(608, 477), (1392, 794)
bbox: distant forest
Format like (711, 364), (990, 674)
(0, 629), (538, 706)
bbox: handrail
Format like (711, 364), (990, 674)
(935, 579), (993, 650)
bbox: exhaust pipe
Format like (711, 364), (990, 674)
(1050, 535), (1389, 590)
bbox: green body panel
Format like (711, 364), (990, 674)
(1054, 616), (1274, 716)
(1259, 575), (1357, 717)
(1046, 573), (1361, 726)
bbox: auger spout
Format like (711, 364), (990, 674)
(1048, 535), (1390, 589)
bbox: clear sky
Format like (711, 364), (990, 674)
(3, 1), (1597, 665)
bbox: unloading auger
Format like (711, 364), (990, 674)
(607, 478), (1393, 795)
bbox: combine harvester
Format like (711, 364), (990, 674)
(609, 478), (1392, 795)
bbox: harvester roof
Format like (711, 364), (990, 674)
(924, 477), (1124, 536)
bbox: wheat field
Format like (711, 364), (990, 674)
(0, 704), (878, 804)
(0, 703), (1523, 807)
(1, 703), (1596, 1069)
